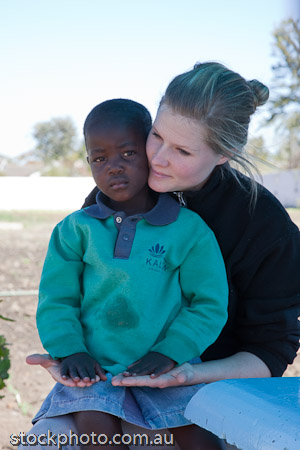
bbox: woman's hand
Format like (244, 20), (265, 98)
(112, 352), (271, 388)
(27, 351), (271, 389)
(26, 353), (104, 387)
(122, 352), (176, 378)
(113, 362), (197, 388)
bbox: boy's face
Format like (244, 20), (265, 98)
(86, 120), (150, 213)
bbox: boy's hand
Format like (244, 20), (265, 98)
(123, 352), (176, 378)
(26, 353), (101, 387)
(61, 352), (107, 383)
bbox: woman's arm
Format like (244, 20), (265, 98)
(26, 351), (270, 388)
(112, 352), (271, 387)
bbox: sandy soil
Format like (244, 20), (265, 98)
(0, 210), (299, 449)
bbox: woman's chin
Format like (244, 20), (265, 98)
(148, 177), (172, 193)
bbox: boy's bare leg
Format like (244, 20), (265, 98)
(74, 411), (129, 449)
(172, 425), (226, 450)
(17, 415), (81, 449)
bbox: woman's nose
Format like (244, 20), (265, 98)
(150, 146), (169, 167)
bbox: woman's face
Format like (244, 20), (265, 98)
(146, 105), (228, 192)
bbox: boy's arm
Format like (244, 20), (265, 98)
(150, 229), (229, 364)
(37, 217), (90, 360)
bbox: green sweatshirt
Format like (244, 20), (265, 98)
(37, 193), (228, 375)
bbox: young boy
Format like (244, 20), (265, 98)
(36, 99), (228, 446)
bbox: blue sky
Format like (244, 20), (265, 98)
(0, 0), (297, 158)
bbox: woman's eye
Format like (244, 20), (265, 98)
(152, 131), (161, 139)
(177, 148), (190, 156)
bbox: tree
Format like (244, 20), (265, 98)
(274, 112), (300, 169)
(33, 117), (78, 163)
(267, 18), (300, 123)
(266, 19), (300, 169)
(246, 136), (270, 160)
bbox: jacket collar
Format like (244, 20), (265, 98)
(84, 191), (180, 226)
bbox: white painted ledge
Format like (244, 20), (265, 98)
(0, 177), (95, 210)
(184, 377), (300, 450)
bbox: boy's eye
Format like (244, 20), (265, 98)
(123, 150), (136, 157)
(94, 156), (106, 162)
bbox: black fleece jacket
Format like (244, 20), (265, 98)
(82, 166), (300, 376)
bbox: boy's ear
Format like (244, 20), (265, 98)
(86, 156), (90, 164)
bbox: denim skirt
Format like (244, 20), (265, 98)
(33, 360), (204, 430)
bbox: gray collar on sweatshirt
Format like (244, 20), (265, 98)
(83, 191), (180, 259)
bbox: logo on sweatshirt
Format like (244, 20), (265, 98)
(149, 243), (166, 258)
(146, 243), (169, 272)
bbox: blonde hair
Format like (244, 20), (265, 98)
(161, 62), (269, 206)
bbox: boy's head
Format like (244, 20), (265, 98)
(84, 99), (153, 213)
(83, 98), (152, 141)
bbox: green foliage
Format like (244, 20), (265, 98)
(267, 18), (300, 123)
(33, 117), (78, 163)
(31, 118), (90, 175)
(266, 19), (300, 168)
(0, 299), (13, 397)
(274, 112), (300, 169)
(243, 136), (278, 173)
(41, 139), (90, 176)
(246, 136), (270, 160)
(0, 336), (10, 390)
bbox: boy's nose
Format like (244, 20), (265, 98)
(107, 156), (124, 174)
(108, 166), (124, 175)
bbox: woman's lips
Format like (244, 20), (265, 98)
(150, 169), (170, 178)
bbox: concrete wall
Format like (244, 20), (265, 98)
(261, 170), (300, 208)
(0, 171), (299, 210)
(0, 177), (96, 210)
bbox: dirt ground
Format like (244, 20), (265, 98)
(0, 209), (299, 449)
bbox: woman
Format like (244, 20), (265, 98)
(25, 62), (300, 449)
